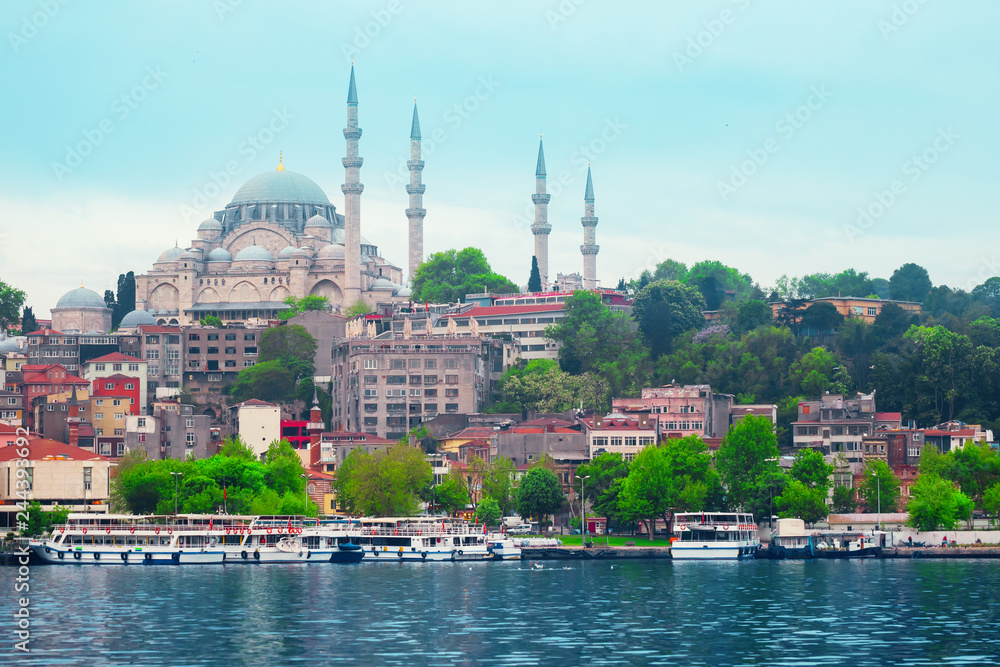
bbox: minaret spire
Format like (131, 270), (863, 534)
(531, 135), (552, 290)
(342, 63), (364, 306)
(405, 100), (426, 281)
(581, 164), (600, 289)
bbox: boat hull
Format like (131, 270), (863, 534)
(670, 543), (758, 560)
(31, 543), (224, 565)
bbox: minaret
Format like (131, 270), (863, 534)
(531, 136), (552, 290)
(405, 100), (426, 282)
(580, 165), (600, 289)
(342, 64), (364, 306)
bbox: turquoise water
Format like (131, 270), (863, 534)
(4, 559), (1000, 665)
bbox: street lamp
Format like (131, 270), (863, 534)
(300, 473), (309, 515)
(764, 458), (778, 540)
(170, 472), (183, 515)
(580, 475), (590, 546)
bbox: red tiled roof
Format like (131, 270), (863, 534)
(0, 437), (109, 462)
(305, 466), (334, 481)
(238, 399), (277, 407)
(875, 412), (902, 421)
(446, 427), (495, 439)
(95, 373), (141, 381)
(924, 429), (977, 437)
(458, 439), (491, 447)
(441, 303), (565, 319)
(87, 352), (144, 363)
(22, 372), (89, 385)
(25, 329), (65, 336)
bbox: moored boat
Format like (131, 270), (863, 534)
(670, 512), (760, 560)
(345, 517), (493, 562)
(759, 519), (882, 560)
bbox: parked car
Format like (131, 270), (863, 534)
(507, 524), (533, 535)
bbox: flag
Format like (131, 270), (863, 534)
(287, 518), (292, 532)
(483, 522), (487, 535)
(223, 487), (227, 502)
(209, 519), (213, 531)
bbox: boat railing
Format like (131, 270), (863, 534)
(350, 526), (484, 537)
(49, 522), (304, 534)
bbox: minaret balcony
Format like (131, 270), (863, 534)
(531, 194), (551, 205)
(405, 184), (426, 195)
(343, 129), (363, 140)
(407, 160), (425, 169)
(581, 244), (600, 255)
(341, 184), (365, 195)
(405, 208), (427, 218)
(342, 157), (364, 169)
(531, 223), (552, 235)
(580, 216), (599, 226)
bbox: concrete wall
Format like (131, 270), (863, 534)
(239, 405), (281, 458)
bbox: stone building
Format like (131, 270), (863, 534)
(124, 400), (216, 461)
(50, 286), (112, 335)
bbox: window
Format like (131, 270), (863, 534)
(95, 399), (104, 407)
(386, 375), (406, 385)
(424, 404), (438, 414)
(445, 403), (459, 413)
(244, 347), (257, 356)
(166, 335), (179, 344)
(125, 383), (135, 390)
(105, 383), (115, 390)
(244, 360), (255, 368)
(207, 347), (219, 354)
(188, 333), (200, 341)
(146, 335), (160, 344)
(112, 363), (122, 372)
(186, 433), (195, 446)
(244, 334), (256, 341)
(225, 347), (236, 354)
(114, 413), (124, 421)
(137, 418), (146, 428)
(364, 417), (378, 426)
(95, 363), (106, 371)
(225, 333), (236, 341)
(445, 388), (459, 398)
(424, 359), (436, 369)
(423, 375), (438, 385)
(445, 359), (458, 369)
(95, 428), (103, 436)
(116, 443), (125, 456)
(410, 388), (422, 397)
(390, 359), (406, 370)
(409, 375), (422, 385)
(128, 363), (139, 372)
(364, 375), (378, 384)
(208, 374), (222, 382)
(445, 375), (458, 385)
(364, 389), (378, 398)
(113, 399), (122, 406)
(167, 349), (180, 361)
(207, 333), (219, 341)
(99, 443), (111, 456)
(114, 428), (124, 436)
(189, 347), (201, 355)
(868, 306), (877, 316)
(225, 360), (236, 368)
(83, 467), (92, 491)
(363, 359), (378, 370)
(364, 403), (378, 412)
(146, 350), (159, 360)
(408, 359), (421, 369)
(149, 365), (160, 376)
(95, 413), (104, 420)
(6, 398), (15, 405)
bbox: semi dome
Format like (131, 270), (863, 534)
(56, 286), (107, 310)
(331, 228), (345, 243)
(119, 309), (157, 328)
(229, 170), (330, 206)
(234, 244), (274, 262)
(179, 250), (199, 261)
(395, 286), (412, 298)
(317, 244), (346, 259)
(207, 248), (233, 262)
(198, 218), (223, 231)
(305, 213), (333, 228)
(277, 245), (298, 259)
(370, 278), (400, 291)
(157, 246), (185, 263)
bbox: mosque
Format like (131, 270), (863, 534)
(48, 66), (602, 330)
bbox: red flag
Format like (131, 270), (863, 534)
(209, 519), (213, 531)
(223, 487), (227, 501)
(287, 518), (292, 532)
(483, 522), (487, 535)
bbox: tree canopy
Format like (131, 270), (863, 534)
(516, 467), (565, 523)
(631, 280), (706, 357)
(340, 444), (432, 516)
(278, 294), (330, 320)
(411, 248), (519, 303)
(0, 280), (26, 331)
(714, 415), (780, 510)
(259, 324), (317, 380)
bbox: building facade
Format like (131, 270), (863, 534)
(124, 400), (216, 460)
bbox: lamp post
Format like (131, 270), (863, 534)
(300, 473), (309, 515)
(170, 472), (182, 515)
(764, 458), (778, 541)
(580, 475), (590, 546)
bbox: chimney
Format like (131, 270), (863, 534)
(639, 412), (650, 429)
(594, 414), (604, 429)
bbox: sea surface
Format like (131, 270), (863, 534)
(4, 558), (1000, 666)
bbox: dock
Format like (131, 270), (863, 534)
(881, 546), (1000, 559)
(520, 545), (671, 560)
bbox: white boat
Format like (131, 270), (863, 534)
(486, 534), (522, 560)
(345, 517), (493, 562)
(670, 512), (760, 560)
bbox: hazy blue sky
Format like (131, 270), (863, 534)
(2, 0), (998, 316)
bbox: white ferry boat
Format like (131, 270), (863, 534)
(29, 514), (364, 565)
(345, 517), (493, 562)
(670, 512), (760, 560)
(486, 534), (522, 560)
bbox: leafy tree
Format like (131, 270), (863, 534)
(789, 448), (833, 490)
(545, 290), (644, 373)
(831, 485), (856, 514)
(469, 456), (518, 517)
(872, 302), (918, 348)
(20, 306), (37, 334)
(0, 280), (26, 331)
(343, 299), (371, 317)
(616, 278), (627, 291)
(983, 483), (1000, 526)
(631, 280), (706, 357)
(906, 474), (974, 531)
(278, 294), (331, 320)
(258, 324), (317, 380)
(685, 260), (755, 302)
(528, 256), (542, 292)
(735, 299), (772, 334)
(219, 435), (256, 460)
(411, 248), (519, 303)
(859, 460), (901, 514)
(516, 467), (564, 523)
(904, 325), (972, 423)
(714, 415), (780, 509)
(200, 315), (223, 327)
(344, 444), (432, 516)
(229, 360), (295, 403)
(745, 468), (789, 521)
(776, 479), (829, 524)
(575, 452), (630, 528)
(945, 440), (1000, 507)
(22, 501), (69, 537)
(889, 263), (932, 302)
(436, 469), (471, 516)
(799, 301), (845, 333)
(476, 496), (502, 527)
(113, 271), (136, 328)
(789, 347), (850, 397)
(492, 359), (608, 414)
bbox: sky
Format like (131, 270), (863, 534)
(1, 0), (998, 317)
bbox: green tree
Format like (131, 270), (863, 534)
(789, 448), (833, 490)
(735, 299), (772, 334)
(20, 306), (37, 334)
(22, 501), (69, 537)
(470, 456), (518, 517)
(889, 263), (932, 302)
(631, 280), (706, 357)
(436, 469), (471, 516)
(575, 452), (630, 528)
(278, 294), (331, 320)
(831, 485), (856, 514)
(343, 299), (371, 317)
(515, 467), (565, 523)
(492, 359), (609, 414)
(411, 248), (519, 303)
(904, 325), (972, 423)
(258, 324), (317, 380)
(345, 444), (432, 516)
(113, 271), (136, 329)
(528, 255), (542, 292)
(476, 496), (502, 527)
(776, 479), (829, 524)
(745, 469), (789, 521)
(906, 474), (974, 531)
(945, 440), (1000, 507)
(983, 483), (1000, 526)
(229, 360), (295, 403)
(200, 315), (223, 327)
(0, 280), (27, 331)
(545, 290), (644, 375)
(714, 415), (780, 509)
(859, 460), (901, 514)
(799, 301), (845, 333)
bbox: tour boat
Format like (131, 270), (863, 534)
(344, 517), (493, 562)
(670, 512), (760, 560)
(758, 519), (882, 560)
(486, 534), (523, 560)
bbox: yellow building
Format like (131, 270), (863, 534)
(770, 297), (921, 324)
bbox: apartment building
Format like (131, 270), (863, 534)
(612, 384), (734, 439)
(581, 412), (658, 461)
(182, 325), (261, 396)
(25, 329), (79, 371)
(83, 353), (147, 408)
(124, 400), (216, 460)
(138, 325), (184, 398)
(792, 393), (903, 463)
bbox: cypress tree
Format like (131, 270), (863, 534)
(528, 256), (542, 292)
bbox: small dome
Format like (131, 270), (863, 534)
(317, 244), (346, 260)
(207, 247), (233, 262)
(395, 286), (412, 298)
(234, 245), (274, 262)
(119, 309), (157, 328)
(157, 246), (185, 263)
(331, 228), (345, 243)
(305, 213), (332, 228)
(56, 286), (108, 310)
(370, 278), (399, 291)
(198, 218), (223, 232)
(0, 336), (25, 352)
(278, 245), (298, 259)
(179, 250), (198, 261)
(292, 247), (311, 257)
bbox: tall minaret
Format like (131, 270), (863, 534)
(405, 100), (426, 282)
(581, 165), (600, 289)
(531, 136), (552, 289)
(342, 64), (364, 306)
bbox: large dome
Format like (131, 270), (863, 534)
(56, 286), (107, 310)
(230, 170), (330, 206)
(234, 245), (275, 262)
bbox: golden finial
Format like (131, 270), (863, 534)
(540, 130), (543, 139)
(276, 151), (284, 171)
(80, 279), (84, 288)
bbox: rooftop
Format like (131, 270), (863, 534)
(0, 437), (110, 462)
